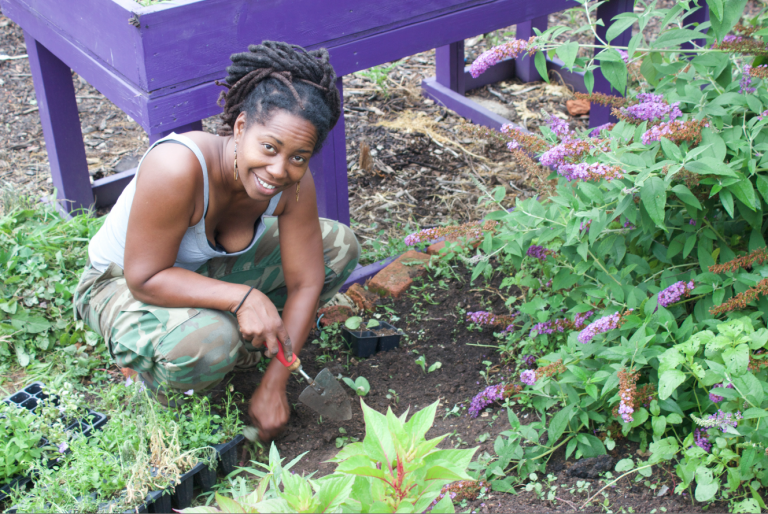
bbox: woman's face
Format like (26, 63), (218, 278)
(233, 110), (317, 200)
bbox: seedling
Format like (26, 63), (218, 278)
(341, 376), (370, 396)
(428, 361), (442, 373)
(385, 389), (399, 404)
(414, 355), (427, 372)
(344, 317), (379, 334)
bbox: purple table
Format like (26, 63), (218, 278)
(1, 0), (702, 221)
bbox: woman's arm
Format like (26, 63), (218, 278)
(249, 169), (325, 439)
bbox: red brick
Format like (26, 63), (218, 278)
(566, 99), (590, 116)
(318, 305), (355, 327)
(121, 367), (138, 379)
(368, 250), (431, 298)
(346, 282), (380, 311)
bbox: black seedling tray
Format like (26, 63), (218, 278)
(341, 328), (378, 357)
(0, 382), (108, 502)
(374, 321), (402, 352)
(341, 322), (402, 356)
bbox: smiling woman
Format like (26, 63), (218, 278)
(72, 41), (359, 441)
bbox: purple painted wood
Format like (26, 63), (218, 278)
(682, 0), (710, 51)
(149, 121), (204, 144)
(422, 77), (512, 131)
(435, 42), (465, 94)
(464, 57), (515, 92)
(340, 256), (400, 291)
(309, 78), (350, 224)
(92, 168), (136, 209)
(589, 0), (634, 128)
(24, 31), (93, 214)
(515, 16), (549, 83)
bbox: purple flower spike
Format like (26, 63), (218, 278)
(578, 311), (627, 344)
(657, 281), (695, 308)
(547, 116), (571, 139)
(693, 428), (711, 452)
(469, 40), (531, 78)
(520, 370), (536, 386)
(183, 389), (194, 396)
(125, 376), (134, 387)
(58, 442), (68, 453)
(709, 383), (734, 403)
(468, 384), (506, 418)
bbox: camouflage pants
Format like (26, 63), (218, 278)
(74, 218), (359, 397)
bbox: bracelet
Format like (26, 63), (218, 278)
(233, 286), (255, 315)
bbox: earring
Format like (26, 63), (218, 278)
(233, 144), (239, 181)
(296, 182), (300, 202)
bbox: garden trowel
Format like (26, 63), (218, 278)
(274, 338), (352, 421)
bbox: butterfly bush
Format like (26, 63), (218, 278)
(520, 370), (536, 386)
(657, 281), (695, 307)
(468, 39), (534, 78)
(577, 311), (631, 344)
(468, 384), (506, 418)
(693, 428), (712, 452)
(709, 382), (734, 403)
(530, 311), (593, 336)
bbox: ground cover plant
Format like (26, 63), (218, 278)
(399, 0), (768, 510)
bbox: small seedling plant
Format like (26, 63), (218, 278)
(344, 316), (380, 334)
(342, 376), (370, 396)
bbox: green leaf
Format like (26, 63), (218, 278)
(652, 416), (667, 437)
(728, 179), (758, 211)
(742, 408), (768, 419)
(534, 52), (549, 83)
(722, 344), (749, 376)
(658, 370), (686, 400)
(695, 481), (718, 502)
(615, 458), (634, 472)
(11, 315), (51, 334)
(652, 28), (706, 48)
(345, 317), (363, 331)
(584, 70), (594, 93)
(606, 17), (636, 42)
(555, 42), (579, 69)
(215, 493), (247, 513)
(710, 0), (748, 42)
(428, 362), (442, 373)
(600, 60), (627, 94)
(548, 405), (575, 444)
(755, 175), (768, 203)
(641, 177), (667, 227)
(708, 0), (723, 21)
(671, 184), (702, 210)
(315, 475), (355, 513)
(660, 138), (682, 161)
(686, 158), (738, 177)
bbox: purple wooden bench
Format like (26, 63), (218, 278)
(2, 0), (708, 227)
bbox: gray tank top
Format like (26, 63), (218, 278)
(88, 133), (282, 272)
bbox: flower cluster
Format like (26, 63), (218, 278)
(466, 311), (517, 334)
(617, 49), (629, 63)
(557, 162), (623, 182)
(617, 94), (682, 123)
(468, 384), (506, 418)
(426, 481), (488, 511)
(693, 428), (712, 452)
(526, 245), (557, 260)
(693, 410), (744, 432)
(520, 369), (536, 386)
(533, 359), (566, 380)
(623, 220), (636, 229)
(574, 92), (629, 108)
(404, 220), (497, 246)
(712, 36), (768, 56)
(547, 116), (572, 138)
(580, 219), (592, 232)
(709, 382), (734, 403)
(499, 124), (549, 153)
(710, 277), (768, 315)
(530, 311), (593, 336)
(749, 64), (768, 79)
(509, 149), (557, 196)
(521, 354), (537, 368)
(469, 38), (535, 78)
(741, 64), (756, 94)
(760, 109), (768, 121)
(617, 369), (639, 423)
(657, 280), (695, 307)
(589, 122), (615, 137)
(710, 247), (768, 273)
(539, 138), (592, 171)
(641, 119), (708, 146)
(578, 310), (631, 344)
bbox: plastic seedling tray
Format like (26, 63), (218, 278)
(0, 382), (108, 502)
(341, 327), (379, 357)
(214, 434), (245, 476)
(374, 321), (402, 352)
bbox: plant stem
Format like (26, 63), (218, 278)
(587, 250), (622, 286)
(580, 464), (653, 508)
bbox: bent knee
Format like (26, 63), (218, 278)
(320, 219), (360, 277)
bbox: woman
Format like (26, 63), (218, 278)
(74, 41), (360, 440)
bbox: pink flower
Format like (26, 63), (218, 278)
(520, 370), (536, 386)
(469, 40), (531, 78)
(183, 389), (194, 396)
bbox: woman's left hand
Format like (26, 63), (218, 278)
(248, 371), (290, 441)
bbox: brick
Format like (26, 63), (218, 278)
(121, 367), (138, 379)
(566, 99), (590, 116)
(368, 250), (431, 298)
(318, 305), (355, 327)
(346, 282), (380, 311)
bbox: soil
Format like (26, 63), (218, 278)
(205, 266), (729, 513)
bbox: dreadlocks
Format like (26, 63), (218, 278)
(216, 41), (341, 154)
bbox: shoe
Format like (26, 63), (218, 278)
(235, 346), (263, 371)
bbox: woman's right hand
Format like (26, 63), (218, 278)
(232, 287), (288, 357)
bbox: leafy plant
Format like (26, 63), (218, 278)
(342, 376), (370, 396)
(354, 61), (402, 98)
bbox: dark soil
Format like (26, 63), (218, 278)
(208, 265), (728, 513)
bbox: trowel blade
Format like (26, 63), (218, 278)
(298, 368), (352, 421)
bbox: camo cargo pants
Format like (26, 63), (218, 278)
(74, 218), (359, 397)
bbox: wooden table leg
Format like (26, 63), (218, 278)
(310, 77), (350, 225)
(435, 41), (465, 94)
(24, 31), (93, 215)
(149, 121), (204, 145)
(590, 0), (634, 128)
(516, 16), (549, 83)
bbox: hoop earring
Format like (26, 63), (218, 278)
(233, 144), (239, 181)
(295, 182), (300, 202)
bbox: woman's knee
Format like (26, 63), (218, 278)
(320, 219), (360, 279)
(157, 309), (242, 390)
